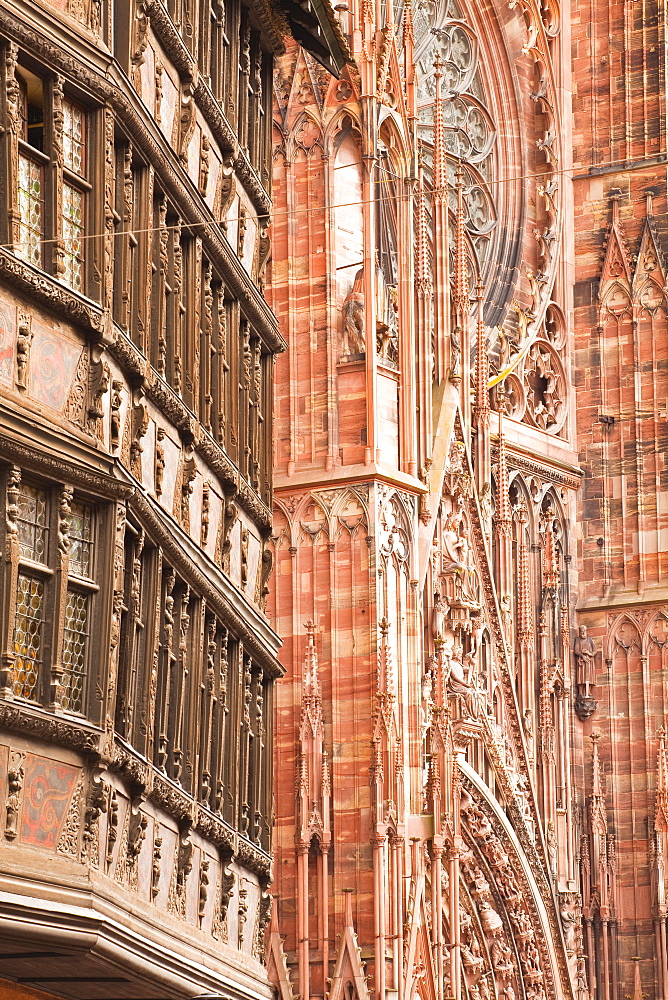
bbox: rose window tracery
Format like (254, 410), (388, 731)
(415, 0), (498, 279)
(523, 341), (565, 432)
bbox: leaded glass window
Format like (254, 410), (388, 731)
(62, 101), (84, 174)
(68, 501), (93, 577)
(16, 68), (46, 269)
(61, 99), (86, 293)
(17, 484), (48, 563)
(61, 499), (94, 713)
(61, 588), (88, 712)
(62, 183), (84, 291)
(17, 152), (43, 268)
(13, 573), (44, 700)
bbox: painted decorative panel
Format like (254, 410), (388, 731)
(20, 755), (79, 849)
(29, 325), (82, 412)
(0, 304), (14, 386)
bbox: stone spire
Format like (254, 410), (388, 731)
(517, 506), (533, 650)
(452, 161), (469, 322)
(473, 280), (489, 421)
(300, 620), (323, 740)
(416, 166), (432, 296)
(656, 728), (668, 831)
(432, 58), (447, 195)
(591, 732), (605, 806)
(495, 407), (511, 535)
(432, 55), (450, 383)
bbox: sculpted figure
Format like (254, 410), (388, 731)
(490, 937), (513, 978)
(574, 624), (597, 695)
(478, 978), (493, 1000)
(442, 505), (479, 607)
(445, 644), (476, 717)
(442, 507), (466, 574)
(377, 284), (399, 362)
(450, 325), (462, 382)
(479, 900), (503, 937)
(546, 820), (558, 874)
(421, 668), (434, 735)
(341, 268), (365, 356)
(342, 263), (390, 358)
(432, 593), (449, 641)
(523, 708), (534, 759)
(560, 903), (577, 956)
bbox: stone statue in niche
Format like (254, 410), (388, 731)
(421, 664), (434, 737)
(441, 504), (480, 610)
(341, 263), (395, 359)
(431, 592), (449, 641)
(444, 642), (477, 717)
(449, 325), (462, 383)
(523, 708), (534, 760)
(341, 268), (366, 357)
(377, 284), (399, 363)
(574, 624), (598, 720)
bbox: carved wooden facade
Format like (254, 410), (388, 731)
(0, 0), (312, 992)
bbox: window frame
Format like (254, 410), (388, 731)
(61, 498), (99, 715)
(9, 63), (100, 302)
(2, 469), (107, 723)
(12, 481), (53, 705)
(60, 96), (91, 295)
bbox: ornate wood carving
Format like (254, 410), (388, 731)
(5, 749), (25, 840)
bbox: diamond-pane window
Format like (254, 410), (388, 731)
(69, 501), (93, 578)
(17, 152), (43, 268)
(13, 573), (44, 700)
(62, 182), (84, 292)
(62, 100), (84, 175)
(17, 484), (48, 564)
(62, 588), (88, 713)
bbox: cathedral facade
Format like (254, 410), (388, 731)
(268, 5), (668, 1000)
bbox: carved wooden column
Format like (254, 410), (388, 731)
(105, 502), (127, 740)
(2, 42), (22, 252)
(0, 466), (21, 697)
(144, 546), (163, 762)
(172, 582), (191, 781)
(49, 484), (74, 709)
(49, 74), (66, 280)
(155, 193), (169, 377)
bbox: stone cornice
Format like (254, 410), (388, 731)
(234, 150), (272, 217)
(492, 443), (582, 491)
(274, 463), (428, 496)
